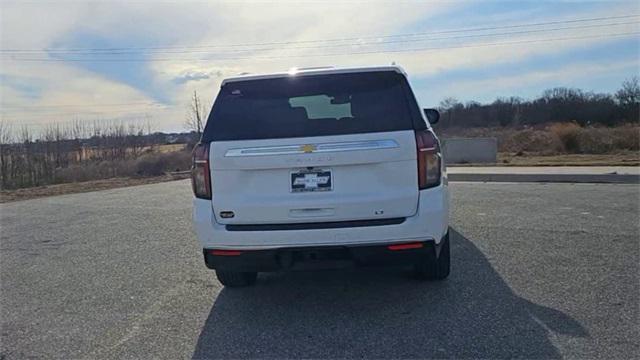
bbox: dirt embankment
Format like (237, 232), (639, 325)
(0, 173), (190, 203)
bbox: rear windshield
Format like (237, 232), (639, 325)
(202, 71), (419, 141)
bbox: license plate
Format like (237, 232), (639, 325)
(291, 169), (332, 192)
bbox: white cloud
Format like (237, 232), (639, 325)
(1, 0), (638, 132)
(439, 59), (639, 98)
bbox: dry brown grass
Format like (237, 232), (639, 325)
(75, 143), (187, 160)
(52, 150), (192, 183)
(0, 173), (190, 203)
(576, 126), (640, 153)
(1, 144), (193, 200)
(442, 123), (640, 155)
(549, 122), (581, 152)
(155, 143), (187, 153)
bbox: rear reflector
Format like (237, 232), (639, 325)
(209, 250), (242, 256)
(388, 243), (424, 251)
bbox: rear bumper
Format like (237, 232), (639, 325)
(203, 240), (436, 272)
(192, 184), (449, 250)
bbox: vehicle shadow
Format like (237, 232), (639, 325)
(192, 229), (587, 359)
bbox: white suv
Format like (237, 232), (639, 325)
(191, 66), (449, 287)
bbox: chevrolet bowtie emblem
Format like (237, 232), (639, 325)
(300, 144), (316, 153)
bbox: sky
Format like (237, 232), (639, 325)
(1, 0), (639, 134)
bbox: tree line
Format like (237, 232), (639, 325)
(0, 92), (209, 190)
(0, 120), (161, 189)
(436, 77), (640, 128)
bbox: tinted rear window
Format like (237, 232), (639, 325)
(202, 71), (418, 141)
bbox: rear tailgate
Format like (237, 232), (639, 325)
(210, 130), (418, 224)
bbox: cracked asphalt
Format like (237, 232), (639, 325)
(1, 180), (638, 359)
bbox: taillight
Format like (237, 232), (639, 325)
(415, 130), (441, 189)
(191, 143), (212, 199)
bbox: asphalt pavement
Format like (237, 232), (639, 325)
(1, 180), (638, 359)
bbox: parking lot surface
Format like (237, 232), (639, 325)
(1, 180), (638, 359)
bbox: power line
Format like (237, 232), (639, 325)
(3, 20), (636, 57)
(1, 103), (173, 118)
(6, 31), (638, 63)
(1, 113), (156, 121)
(1, 14), (638, 53)
(0, 101), (166, 109)
(0, 111), (157, 121)
(323, 31), (640, 58)
(0, 111), (156, 119)
(2, 17), (637, 119)
(1, 103), (174, 117)
(0, 105), (175, 116)
(0, 117), (156, 127)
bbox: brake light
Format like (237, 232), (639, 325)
(388, 242), (424, 251)
(415, 130), (441, 189)
(191, 143), (212, 199)
(209, 249), (242, 256)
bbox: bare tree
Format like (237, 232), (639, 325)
(70, 119), (87, 162)
(0, 120), (12, 145)
(128, 120), (146, 158)
(615, 77), (640, 106)
(185, 90), (207, 138)
(616, 76), (640, 122)
(18, 125), (34, 186)
(0, 120), (13, 189)
(439, 97), (461, 128)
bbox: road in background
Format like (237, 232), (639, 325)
(1, 180), (638, 359)
(447, 166), (640, 184)
(448, 166), (640, 174)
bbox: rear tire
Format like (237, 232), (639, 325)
(215, 270), (257, 287)
(414, 230), (450, 280)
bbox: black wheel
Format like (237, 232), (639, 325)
(215, 270), (257, 287)
(414, 231), (450, 280)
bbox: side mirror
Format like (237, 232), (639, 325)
(423, 108), (440, 125)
